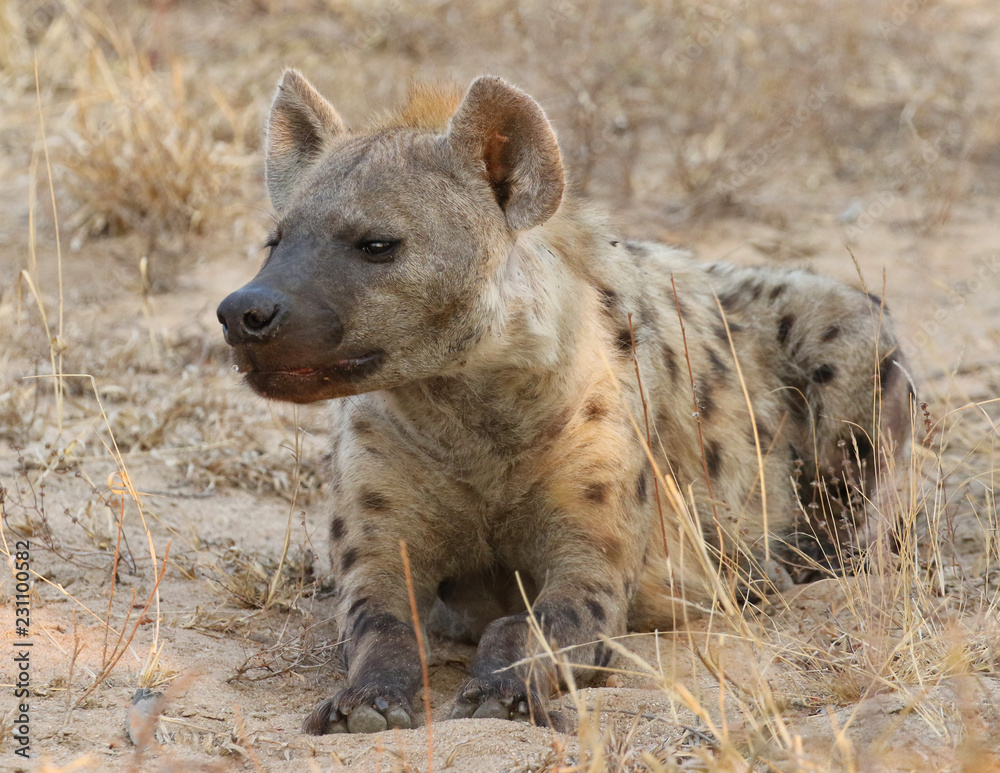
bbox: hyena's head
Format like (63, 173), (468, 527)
(217, 71), (564, 403)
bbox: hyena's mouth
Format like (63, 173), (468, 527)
(242, 351), (386, 403)
(272, 352), (383, 378)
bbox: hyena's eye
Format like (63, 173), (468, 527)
(356, 239), (400, 262)
(263, 229), (281, 257)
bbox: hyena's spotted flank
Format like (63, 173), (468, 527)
(217, 71), (914, 734)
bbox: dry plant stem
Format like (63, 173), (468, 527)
(33, 54), (65, 434)
(400, 540), (433, 772)
(712, 296), (769, 564)
(62, 612), (83, 727)
(514, 571), (581, 727)
(28, 129), (39, 274)
(628, 313), (669, 561)
(670, 273), (724, 551)
(233, 705), (266, 773)
(74, 540), (172, 710)
(103, 485), (127, 666)
(265, 414), (301, 609)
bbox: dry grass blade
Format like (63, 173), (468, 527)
(401, 540), (434, 772)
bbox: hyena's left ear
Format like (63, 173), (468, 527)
(266, 69), (347, 211)
(447, 76), (564, 231)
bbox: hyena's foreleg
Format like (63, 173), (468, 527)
(302, 559), (433, 734)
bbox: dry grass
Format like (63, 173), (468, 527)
(369, 0), (989, 226)
(1, 0), (998, 771)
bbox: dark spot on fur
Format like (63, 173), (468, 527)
(351, 610), (369, 639)
(583, 398), (607, 421)
(753, 418), (772, 446)
(636, 472), (648, 503)
(713, 325), (729, 342)
(745, 280), (763, 301)
(363, 446), (383, 457)
(342, 547), (359, 573)
(584, 482), (609, 504)
(594, 642), (613, 668)
(360, 491), (389, 511)
(362, 523), (378, 537)
(663, 344), (679, 382)
(351, 417), (373, 435)
(812, 364), (837, 384)
(720, 291), (741, 311)
(348, 597), (368, 616)
(331, 517), (346, 540)
(350, 611), (405, 643)
(585, 599), (607, 622)
(821, 325), (840, 342)
(867, 291), (883, 309)
(610, 240), (619, 247)
(598, 287), (617, 311)
(706, 440), (723, 477)
(540, 408), (572, 442)
(769, 284), (786, 300)
(564, 606), (582, 627)
(778, 315), (795, 345)
(615, 328), (634, 353)
(708, 348), (729, 376)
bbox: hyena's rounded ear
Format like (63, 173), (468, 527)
(447, 76), (564, 231)
(266, 69), (347, 211)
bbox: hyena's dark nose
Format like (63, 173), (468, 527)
(217, 285), (286, 345)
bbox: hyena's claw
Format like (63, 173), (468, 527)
(303, 689), (413, 734)
(450, 678), (568, 730)
(347, 705), (388, 734)
(302, 697), (347, 735)
(344, 701), (413, 734)
(472, 697), (508, 720)
(450, 702), (477, 720)
(384, 706), (412, 729)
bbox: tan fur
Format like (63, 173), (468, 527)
(366, 82), (465, 132)
(218, 71), (914, 734)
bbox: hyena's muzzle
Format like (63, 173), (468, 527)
(216, 239), (385, 404)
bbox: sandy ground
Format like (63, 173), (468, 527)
(1, 2), (999, 772)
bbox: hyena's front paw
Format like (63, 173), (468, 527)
(302, 684), (414, 735)
(449, 678), (567, 732)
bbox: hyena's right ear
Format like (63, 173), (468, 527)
(447, 76), (564, 231)
(266, 70), (347, 211)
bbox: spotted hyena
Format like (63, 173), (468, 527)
(216, 71), (913, 734)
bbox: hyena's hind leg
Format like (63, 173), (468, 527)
(775, 286), (916, 576)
